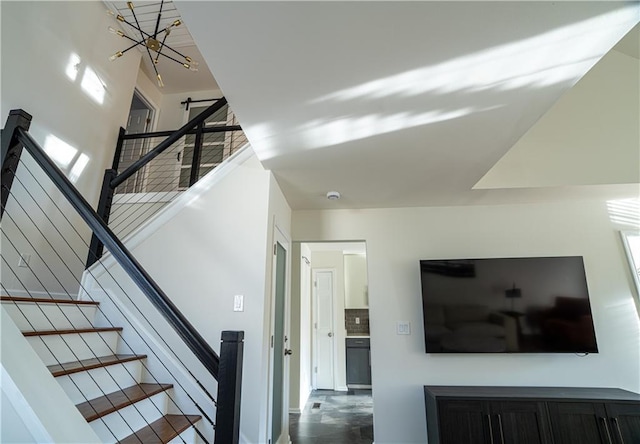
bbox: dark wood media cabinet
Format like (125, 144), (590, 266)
(424, 386), (640, 444)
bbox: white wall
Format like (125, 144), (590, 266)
(86, 152), (292, 443)
(158, 89), (223, 130)
(0, 1), (140, 205)
(299, 243), (313, 407)
(0, 1), (140, 295)
(288, 243), (312, 413)
(292, 199), (640, 443)
(310, 251), (348, 391)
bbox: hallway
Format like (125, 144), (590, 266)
(289, 390), (373, 444)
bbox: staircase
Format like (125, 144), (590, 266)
(1, 295), (202, 443)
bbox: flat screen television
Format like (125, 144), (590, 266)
(420, 256), (598, 354)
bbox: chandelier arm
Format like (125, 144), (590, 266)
(120, 40), (147, 56)
(155, 49), (190, 66)
(147, 48), (163, 84)
(153, 0), (165, 39)
(160, 44), (191, 62)
(118, 33), (147, 48)
(128, 4), (148, 45)
(116, 17), (153, 40)
(154, 33), (170, 65)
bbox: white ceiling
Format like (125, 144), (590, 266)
(177, 2), (639, 210)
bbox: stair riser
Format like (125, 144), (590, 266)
(169, 424), (198, 444)
(56, 360), (144, 405)
(90, 391), (169, 443)
(27, 331), (120, 366)
(3, 303), (97, 331)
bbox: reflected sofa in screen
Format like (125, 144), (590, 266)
(425, 304), (519, 352)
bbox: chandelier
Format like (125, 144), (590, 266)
(107, 1), (198, 87)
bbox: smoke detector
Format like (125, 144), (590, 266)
(326, 191), (341, 200)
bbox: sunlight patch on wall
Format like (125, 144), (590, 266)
(68, 153), (89, 183)
(607, 198), (640, 228)
(311, 6), (638, 104)
(81, 67), (106, 105)
(44, 135), (77, 169)
(43, 134), (91, 182)
(65, 53), (81, 81)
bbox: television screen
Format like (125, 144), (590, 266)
(420, 256), (598, 354)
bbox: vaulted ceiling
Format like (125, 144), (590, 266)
(176, 1), (639, 210)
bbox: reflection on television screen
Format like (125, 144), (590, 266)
(419, 256), (597, 354)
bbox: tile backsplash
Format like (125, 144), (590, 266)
(345, 308), (370, 335)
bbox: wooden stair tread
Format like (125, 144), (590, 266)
(1, 296), (99, 305)
(78, 383), (173, 422)
(23, 326), (122, 337)
(118, 414), (201, 444)
(48, 354), (147, 377)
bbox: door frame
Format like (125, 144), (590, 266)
(123, 88), (158, 192)
(266, 223), (291, 444)
(312, 268), (337, 390)
(132, 88), (158, 132)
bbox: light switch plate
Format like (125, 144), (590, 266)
(233, 294), (244, 312)
(396, 321), (411, 335)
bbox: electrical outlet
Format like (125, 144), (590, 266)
(355, 317), (360, 324)
(18, 254), (31, 268)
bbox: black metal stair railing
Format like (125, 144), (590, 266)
(1, 109), (243, 444)
(87, 98), (247, 268)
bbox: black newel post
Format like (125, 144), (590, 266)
(86, 169), (117, 268)
(1, 110), (32, 219)
(85, 127), (125, 268)
(215, 330), (244, 444)
(189, 121), (204, 187)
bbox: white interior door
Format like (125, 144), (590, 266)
(314, 269), (335, 390)
(267, 226), (290, 444)
(119, 108), (150, 193)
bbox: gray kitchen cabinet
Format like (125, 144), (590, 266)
(346, 338), (371, 387)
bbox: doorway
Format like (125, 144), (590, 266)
(289, 241), (373, 444)
(119, 90), (156, 193)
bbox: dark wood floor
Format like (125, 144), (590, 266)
(289, 390), (373, 444)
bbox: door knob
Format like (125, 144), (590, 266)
(328, 332), (333, 337)
(284, 349), (293, 356)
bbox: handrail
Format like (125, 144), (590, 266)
(13, 125), (221, 379)
(111, 97), (228, 188)
(120, 125), (242, 141)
